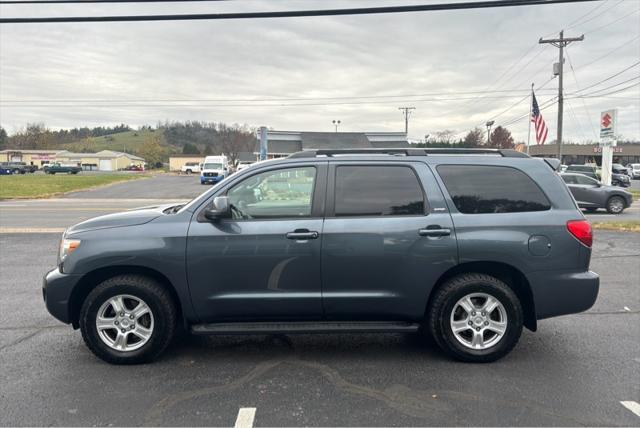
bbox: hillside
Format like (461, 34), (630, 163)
(58, 129), (171, 153)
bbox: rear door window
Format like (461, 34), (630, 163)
(437, 165), (551, 214)
(334, 165), (425, 216)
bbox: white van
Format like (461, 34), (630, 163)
(200, 155), (228, 185)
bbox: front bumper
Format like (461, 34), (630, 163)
(528, 270), (599, 320)
(42, 267), (81, 325)
(200, 175), (224, 184)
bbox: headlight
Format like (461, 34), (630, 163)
(59, 238), (81, 261)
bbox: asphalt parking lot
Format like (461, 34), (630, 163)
(1, 175), (639, 426)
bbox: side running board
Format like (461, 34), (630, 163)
(191, 321), (420, 335)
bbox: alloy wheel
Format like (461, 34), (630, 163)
(96, 294), (154, 352)
(449, 292), (508, 350)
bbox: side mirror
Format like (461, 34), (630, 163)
(204, 196), (230, 221)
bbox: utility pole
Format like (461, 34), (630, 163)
(398, 107), (415, 135)
(539, 30), (584, 162)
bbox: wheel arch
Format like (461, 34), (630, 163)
(68, 266), (183, 329)
(427, 261), (537, 331)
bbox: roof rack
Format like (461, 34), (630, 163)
(287, 148), (529, 158)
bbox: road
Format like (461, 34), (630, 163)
(0, 175), (639, 426)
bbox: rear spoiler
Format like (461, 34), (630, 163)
(542, 158), (561, 172)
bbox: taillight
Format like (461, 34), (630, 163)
(567, 220), (593, 247)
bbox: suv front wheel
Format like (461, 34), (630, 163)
(428, 273), (523, 362)
(79, 275), (177, 364)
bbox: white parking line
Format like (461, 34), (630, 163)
(621, 401), (640, 418)
(234, 407), (257, 428)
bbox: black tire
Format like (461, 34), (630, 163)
(185, 169), (192, 174)
(79, 275), (177, 364)
(427, 273), (523, 363)
(606, 196), (625, 214)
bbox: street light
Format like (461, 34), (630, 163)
(332, 120), (341, 132)
(485, 120), (495, 145)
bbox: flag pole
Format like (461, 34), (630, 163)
(526, 83), (533, 155)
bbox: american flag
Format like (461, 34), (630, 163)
(531, 91), (548, 145)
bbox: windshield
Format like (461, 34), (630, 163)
(203, 163), (223, 170)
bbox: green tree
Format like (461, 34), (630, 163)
(203, 145), (213, 156)
(137, 134), (167, 168)
(0, 126), (8, 150)
(182, 143), (200, 154)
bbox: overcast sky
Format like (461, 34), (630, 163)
(1, 0), (639, 143)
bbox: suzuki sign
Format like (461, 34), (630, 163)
(600, 109), (617, 139)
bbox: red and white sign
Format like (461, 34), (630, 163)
(600, 109), (617, 139)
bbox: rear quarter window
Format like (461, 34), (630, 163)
(436, 165), (551, 214)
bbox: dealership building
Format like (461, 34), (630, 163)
(253, 131), (410, 158)
(0, 149), (145, 171)
(519, 142), (640, 165)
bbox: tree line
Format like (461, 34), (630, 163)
(416, 126), (517, 149)
(0, 121), (256, 167)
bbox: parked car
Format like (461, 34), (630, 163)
(0, 162), (28, 174)
(43, 148), (599, 364)
(181, 162), (201, 174)
(123, 164), (144, 172)
(0, 164), (13, 175)
(43, 163), (82, 174)
(8, 162), (37, 173)
(565, 164), (630, 187)
(611, 171), (631, 187)
(560, 173), (633, 214)
(565, 164), (599, 180)
(235, 161), (253, 172)
(612, 163), (630, 177)
(627, 163), (640, 179)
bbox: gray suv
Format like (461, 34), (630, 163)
(43, 149), (599, 364)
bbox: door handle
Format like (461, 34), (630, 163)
(286, 230), (319, 240)
(418, 226), (451, 237)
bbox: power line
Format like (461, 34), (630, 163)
(1, 0), (228, 3)
(0, 94), (565, 108)
(564, 49), (598, 139)
(0, 0), (600, 24)
(572, 81), (640, 98)
(573, 34), (640, 70)
(0, 88), (558, 104)
(582, 7), (640, 35)
(571, 60), (640, 93)
(563, 0), (611, 30)
(572, 75), (640, 97)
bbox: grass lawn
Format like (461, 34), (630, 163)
(0, 174), (148, 199)
(592, 220), (640, 233)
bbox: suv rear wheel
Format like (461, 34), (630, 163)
(79, 275), (177, 364)
(428, 273), (523, 362)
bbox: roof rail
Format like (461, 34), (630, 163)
(287, 148), (529, 158)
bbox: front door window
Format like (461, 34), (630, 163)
(227, 167), (316, 219)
